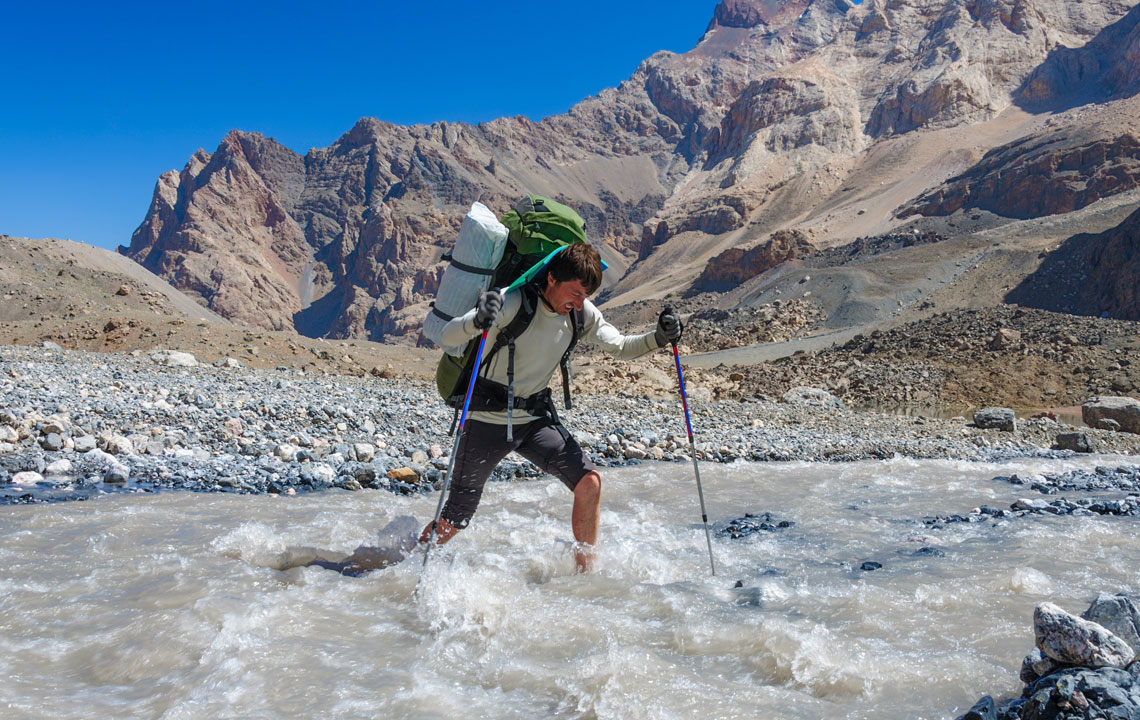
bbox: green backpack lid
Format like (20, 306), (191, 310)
(500, 195), (589, 256)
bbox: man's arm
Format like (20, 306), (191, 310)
(438, 291), (519, 349)
(581, 300), (663, 361)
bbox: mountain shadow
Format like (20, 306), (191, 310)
(1006, 204), (1140, 321)
(1014, 2), (1140, 113)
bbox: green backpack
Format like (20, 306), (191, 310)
(435, 195), (591, 438)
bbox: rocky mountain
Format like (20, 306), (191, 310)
(124, 0), (1140, 346)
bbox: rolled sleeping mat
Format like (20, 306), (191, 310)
(422, 202), (509, 354)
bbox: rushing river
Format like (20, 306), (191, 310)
(4, 456), (1139, 719)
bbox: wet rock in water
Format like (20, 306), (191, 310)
(956, 695), (996, 720)
(1034, 602), (1135, 668)
(1082, 396), (1140, 435)
(974, 407), (1016, 431)
(911, 546), (945, 557)
(103, 467), (129, 485)
(12, 471), (44, 485)
(716, 512), (795, 539)
(1053, 432), (1095, 453)
(860, 561), (883, 571)
(1081, 593), (1140, 655)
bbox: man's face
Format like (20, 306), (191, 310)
(542, 276), (591, 315)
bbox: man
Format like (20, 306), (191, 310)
(421, 241), (682, 572)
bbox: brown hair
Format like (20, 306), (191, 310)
(546, 242), (603, 294)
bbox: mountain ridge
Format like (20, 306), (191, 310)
(122, 0), (1140, 346)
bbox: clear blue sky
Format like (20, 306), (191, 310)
(1, 1), (719, 251)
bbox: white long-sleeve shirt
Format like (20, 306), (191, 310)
(440, 291), (663, 425)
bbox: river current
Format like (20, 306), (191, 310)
(3, 456), (1138, 719)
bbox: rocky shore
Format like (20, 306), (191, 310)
(958, 594), (1140, 720)
(3, 343), (1140, 506)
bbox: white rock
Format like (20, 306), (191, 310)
(1035, 601), (1136, 668)
(12, 471), (44, 485)
(0, 426), (17, 443)
(149, 349), (198, 368)
(46, 459), (73, 475)
(353, 443), (376, 462)
(105, 436), (134, 455)
(274, 444), (300, 461)
(311, 464), (336, 484)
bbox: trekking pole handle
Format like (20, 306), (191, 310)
(665, 306), (695, 440)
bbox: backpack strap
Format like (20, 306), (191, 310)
(559, 307), (583, 411)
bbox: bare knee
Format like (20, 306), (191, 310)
(574, 471), (601, 502)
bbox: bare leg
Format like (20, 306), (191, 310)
(572, 471), (602, 573)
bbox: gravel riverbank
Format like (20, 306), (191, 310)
(3, 344), (1140, 505)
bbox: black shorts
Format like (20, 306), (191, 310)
(440, 417), (596, 528)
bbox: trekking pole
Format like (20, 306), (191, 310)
(666, 306), (717, 576)
(417, 324), (490, 591)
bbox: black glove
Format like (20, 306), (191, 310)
(474, 289), (503, 330)
(655, 306), (682, 346)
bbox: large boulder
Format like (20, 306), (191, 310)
(1083, 397), (1140, 435)
(1034, 602), (1135, 668)
(149, 349), (199, 368)
(974, 407), (1016, 431)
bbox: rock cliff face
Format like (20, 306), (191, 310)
(1007, 204), (1140, 321)
(691, 230), (816, 292)
(900, 127), (1140, 219)
(125, 0), (1140, 341)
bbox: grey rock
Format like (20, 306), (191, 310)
(42, 341), (63, 352)
(1082, 593), (1140, 655)
(1021, 647), (1060, 684)
(1035, 601), (1136, 668)
(974, 407), (1016, 431)
(103, 467), (129, 485)
(40, 433), (63, 451)
(1083, 396), (1140, 435)
(955, 694), (995, 720)
(1054, 432), (1096, 453)
(73, 435), (97, 453)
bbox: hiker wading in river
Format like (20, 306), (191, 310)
(422, 242), (682, 572)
